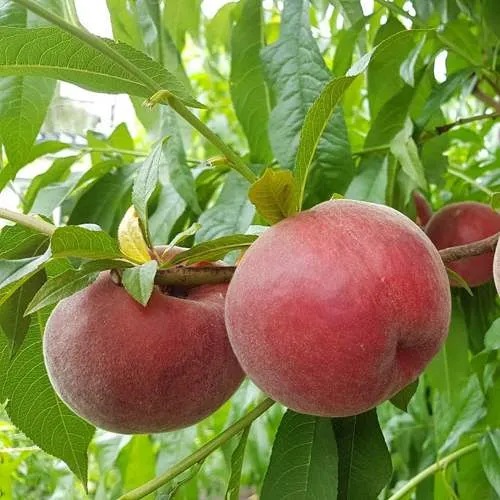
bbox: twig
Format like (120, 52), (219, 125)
(439, 233), (499, 264)
(0, 208), (56, 235)
(435, 112), (499, 135)
(473, 86), (500, 113)
(388, 443), (479, 500)
(0, 446), (39, 454)
(155, 266), (236, 287)
(119, 398), (275, 500)
(447, 168), (493, 197)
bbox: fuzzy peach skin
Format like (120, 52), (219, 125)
(425, 202), (500, 287)
(44, 270), (244, 434)
(225, 199), (451, 417)
(494, 239), (500, 295)
(412, 191), (433, 227)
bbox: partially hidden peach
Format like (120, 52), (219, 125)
(425, 202), (500, 287)
(44, 256), (244, 434)
(225, 200), (451, 417)
(412, 191), (433, 227)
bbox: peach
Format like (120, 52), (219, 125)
(225, 199), (451, 417)
(425, 202), (500, 287)
(412, 191), (432, 227)
(44, 268), (244, 434)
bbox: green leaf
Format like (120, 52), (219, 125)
(164, 0), (201, 51)
(0, 311), (95, 484)
(345, 155), (389, 203)
(261, 0), (353, 202)
(0, 140), (68, 192)
(446, 268), (473, 295)
(69, 164), (136, 236)
(166, 222), (201, 250)
(336, 0), (365, 25)
(0, 2), (56, 168)
(132, 140), (165, 242)
(261, 410), (338, 500)
(426, 296), (470, 403)
(332, 409), (392, 499)
(0, 223), (48, 260)
(399, 34), (427, 87)
(332, 19), (366, 77)
(391, 379), (419, 412)
(168, 234), (257, 266)
(196, 171), (255, 243)
(160, 109), (200, 214)
(248, 168), (298, 224)
(295, 75), (357, 208)
(22, 155), (80, 212)
(438, 19), (482, 67)
(25, 260), (128, 315)
(435, 375), (486, 455)
(389, 119), (427, 190)
(206, 2), (238, 52)
(0, 250), (51, 306)
(225, 426), (251, 500)
(484, 318), (500, 351)
(480, 430), (500, 496)
(50, 226), (123, 260)
(121, 260), (158, 306)
(230, 0), (272, 164)
(483, 0), (500, 39)
(0, 272), (45, 357)
(0, 26), (202, 107)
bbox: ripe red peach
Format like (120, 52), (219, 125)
(225, 200), (451, 417)
(412, 191), (432, 227)
(44, 261), (244, 434)
(425, 202), (500, 287)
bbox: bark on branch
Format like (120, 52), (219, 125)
(155, 266), (237, 288)
(439, 233), (499, 264)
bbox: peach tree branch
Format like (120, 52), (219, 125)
(439, 233), (499, 263)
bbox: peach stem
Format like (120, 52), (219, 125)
(439, 232), (499, 264)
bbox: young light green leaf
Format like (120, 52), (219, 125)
(261, 410), (338, 500)
(132, 140), (166, 242)
(230, 0), (272, 164)
(295, 75), (357, 208)
(0, 26), (203, 107)
(225, 426), (251, 500)
(332, 408), (392, 499)
(121, 260), (158, 306)
(25, 260), (129, 315)
(480, 430), (500, 496)
(50, 226), (123, 260)
(484, 318), (500, 351)
(249, 168), (298, 224)
(389, 119), (427, 190)
(168, 235), (257, 266)
(435, 375), (486, 455)
(164, 0), (201, 51)
(0, 272), (45, 357)
(0, 311), (95, 485)
(390, 379), (419, 412)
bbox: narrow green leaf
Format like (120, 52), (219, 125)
(195, 171), (255, 243)
(435, 375), (486, 455)
(25, 260), (129, 315)
(391, 379), (419, 412)
(121, 260), (158, 306)
(23, 155), (80, 212)
(0, 223), (48, 259)
(261, 410), (338, 500)
(249, 168), (297, 224)
(132, 140), (165, 242)
(168, 234), (257, 266)
(230, 0), (272, 164)
(332, 409), (392, 500)
(0, 311), (95, 484)
(389, 119), (427, 190)
(446, 268), (473, 295)
(0, 26), (202, 107)
(50, 226), (123, 260)
(480, 430), (500, 496)
(295, 76), (357, 208)
(164, 0), (201, 51)
(399, 34), (427, 87)
(0, 272), (45, 357)
(0, 250), (51, 305)
(166, 222), (201, 250)
(225, 426), (251, 500)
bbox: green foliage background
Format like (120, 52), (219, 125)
(0, 0), (499, 498)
